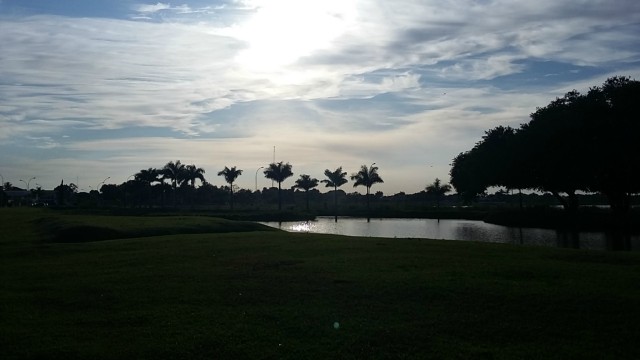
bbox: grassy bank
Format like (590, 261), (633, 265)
(1, 208), (640, 359)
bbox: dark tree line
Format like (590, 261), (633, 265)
(450, 76), (640, 217)
(46, 161), (385, 213)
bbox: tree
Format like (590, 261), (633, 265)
(0, 182), (9, 207)
(135, 168), (160, 207)
(162, 160), (186, 206)
(450, 126), (529, 203)
(293, 174), (319, 211)
(136, 168), (160, 184)
(181, 164), (206, 208)
(585, 76), (640, 216)
(218, 166), (243, 210)
(425, 178), (452, 208)
(450, 151), (487, 203)
(351, 164), (383, 220)
(54, 180), (77, 206)
(321, 167), (348, 222)
(263, 162), (293, 211)
(184, 164), (206, 188)
(520, 91), (593, 213)
(449, 75), (640, 220)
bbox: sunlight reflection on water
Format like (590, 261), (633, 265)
(260, 217), (640, 251)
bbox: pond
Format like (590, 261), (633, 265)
(261, 217), (640, 251)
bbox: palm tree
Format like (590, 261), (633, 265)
(162, 160), (186, 206)
(321, 167), (348, 222)
(218, 166), (243, 210)
(135, 167), (160, 207)
(425, 178), (452, 209)
(184, 164), (206, 188)
(293, 174), (319, 211)
(351, 164), (384, 221)
(182, 164), (206, 207)
(263, 162), (293, 211)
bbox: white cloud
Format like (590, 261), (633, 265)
(1, 0), (640, 192)
(135, 2), (171, 13)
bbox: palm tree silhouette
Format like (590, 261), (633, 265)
(425, 178), (451, 209)
(218, 166), (243, 210)
(293, 174), (319, 211)
(263, 162), (293, 211)
(184, 164), (206, 188)
(351, 164), (383, 221)
(182, 164), (206, 207)
(135, 167), (160, 207)
(321, 167), (348, 222)
(162, 160), (186, 207)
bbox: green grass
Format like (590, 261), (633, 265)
(1, 208), (640, 359)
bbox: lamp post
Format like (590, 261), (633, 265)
(255, 166), (264, 191)
(124, 175), (135, 208)
(97, 177), (110, 193)
(19, 177), (36, 191)
(19, 177), (35, 206)
(94, 177), (110, 208)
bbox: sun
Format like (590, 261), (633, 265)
(232, 0), (356, 73)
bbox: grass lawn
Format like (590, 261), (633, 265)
(1, 208), (640, 359)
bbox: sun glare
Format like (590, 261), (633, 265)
(233, 0), (356, 73)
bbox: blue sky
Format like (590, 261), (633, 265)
(1, 0), (640, 193)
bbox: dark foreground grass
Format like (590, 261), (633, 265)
(1, 208), (640, 359)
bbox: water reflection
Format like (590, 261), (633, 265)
(261, 217), (640, 251)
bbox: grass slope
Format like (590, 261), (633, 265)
(1, 208), (640, 359)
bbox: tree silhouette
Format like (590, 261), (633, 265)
(321, 167), (348, 222)
(162, 160), (186, 206)
(218, 166), (243, 210)
(182, 164), (206, 207)
(54, 180), (77, 206)
(293, 174), (319, 211)
(135, 168), (161, 207)
(263, 162), (293, 211)
(425, 178), (451, 208)
(351, 164), (383, 221)
(184, 164), (206, 188)
(586, 76), (640, 216)
(523, 91), (593, 213)
(450, 126), (533, 204)
(449, 75), (640, 220)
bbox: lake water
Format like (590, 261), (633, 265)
(261, 217), (640, 251)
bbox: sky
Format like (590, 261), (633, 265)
(1, 0), (639, 194)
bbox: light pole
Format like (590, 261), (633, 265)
(19, 177), (36, 191)
(255, 166), (264, 191)
(19, 177), (35, 206)
(97, 177), (110, 193)
(124, 175), (135, 208)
